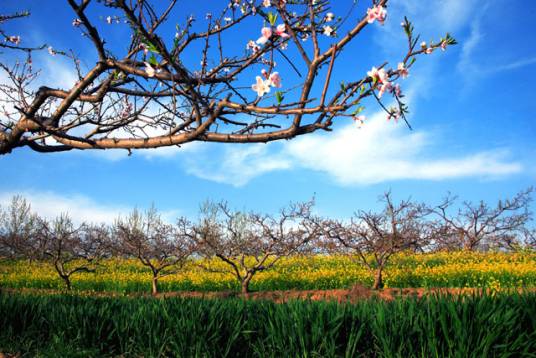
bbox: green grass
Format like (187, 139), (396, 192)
(1, 292), (535, 357)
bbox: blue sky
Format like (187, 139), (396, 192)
(0, 0), (535, 223)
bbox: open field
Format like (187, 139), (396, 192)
(2, 251), (535, 293)
(2, 251), (535, 356)
(1, 292), (535, 357)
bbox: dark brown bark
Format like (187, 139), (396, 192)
(61, 274), (72, 290)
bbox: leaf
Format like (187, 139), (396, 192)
(142, 40), (160, 54)
(275, 91), (284, 105)
(352, 106), (365, 115)
(267, 12), (278, 26)
(149, 54), (158, 66)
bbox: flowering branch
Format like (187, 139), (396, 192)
(0, 0), (455, 155)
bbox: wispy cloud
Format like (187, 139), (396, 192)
(172, 113), (521, 187)
(0, 191), (179, 225)
(285, 114), (521, 185)
(182, 143), (291, 187)
(456, 3), (536, 80)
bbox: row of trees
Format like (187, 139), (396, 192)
(1, 189), (534, 293)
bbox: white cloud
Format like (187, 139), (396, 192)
(168, 113), (522, 187)
(455, 3), (536, 80)
(0, 191), (179, 225)
(457, 18), (483, 73)
(39, 56), (79, 90)
(284, 113), (521, 185)
(183, 143), (291, 187)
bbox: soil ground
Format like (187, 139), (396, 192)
(2, 286), (533, 303)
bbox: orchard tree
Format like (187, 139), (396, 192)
(0, 195), (39, 259)
(523, 229), (536, 250)
(37, 215), (109, 290)
(114, 207), (193, 295)
(324, 192), (428, 289)
(0, 1), (455, 154)
(193, 200), (319, 294)
(430, 188), (533, 251)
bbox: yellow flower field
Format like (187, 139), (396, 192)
(1, 251), (535, 293)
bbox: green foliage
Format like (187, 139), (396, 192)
(275, 91), (284, 105)
(267, 12), (278, 26)
(0, 293), (534, 357)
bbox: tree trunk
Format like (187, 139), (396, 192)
(241, 275), (253, 295)
(372, 268), (383, 290)
(151, 276), (159, 296)
(61, 275), (72, 290)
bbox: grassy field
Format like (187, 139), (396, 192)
(1, 292), (534, 357)
(1, 251), (535, 293)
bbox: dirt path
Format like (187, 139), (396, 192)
(2, 286), (534, 303)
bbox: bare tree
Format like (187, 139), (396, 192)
(0, 195), (39, 259)
(430, 188), (533, 251)
(114, 207), (193, 295)
(193, 200), (319, 294)
(522, 229), (536, 250)
(0, 1), (455, 155)
(37, 215), (108, 290)
(324, 192), (427, 289)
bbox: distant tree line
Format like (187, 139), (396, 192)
(0, 189), (534, 293)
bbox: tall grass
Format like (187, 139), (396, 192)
(1, 292), (534, 357)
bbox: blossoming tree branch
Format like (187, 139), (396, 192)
(0, 0), (455, 155)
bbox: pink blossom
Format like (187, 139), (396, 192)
(121, 98), (133, 119)
(7, 36), (20, 45)
(393, 83), (402, 97)
(252, 76), (271, 97)
(387, 109), (401, 121)
(275, 24), (289, 38)
(377, 68), (388, 83)
(325, 12), (335, 22)
(48, 46), (57, 56)
(256, 27), (273, 45)
(269, 72), (282, 88)
(378, 82), (392, 98)
(425, 47), (433, 54)
(397, 62), (409, 79)
(366, 5), (387, 25)
(354, 115), (366, 124)
(367, 66), (380, 81)
(144, 62), (156, 77)
(139, 43), (149, 55)
(72, 18), (82, 27)
(323, 25), (334, 37)
(263, 0), (271, 7)
(246, 40), (260, 53)
(367, 66), (388, 84)
(440, 40), (448, 51)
